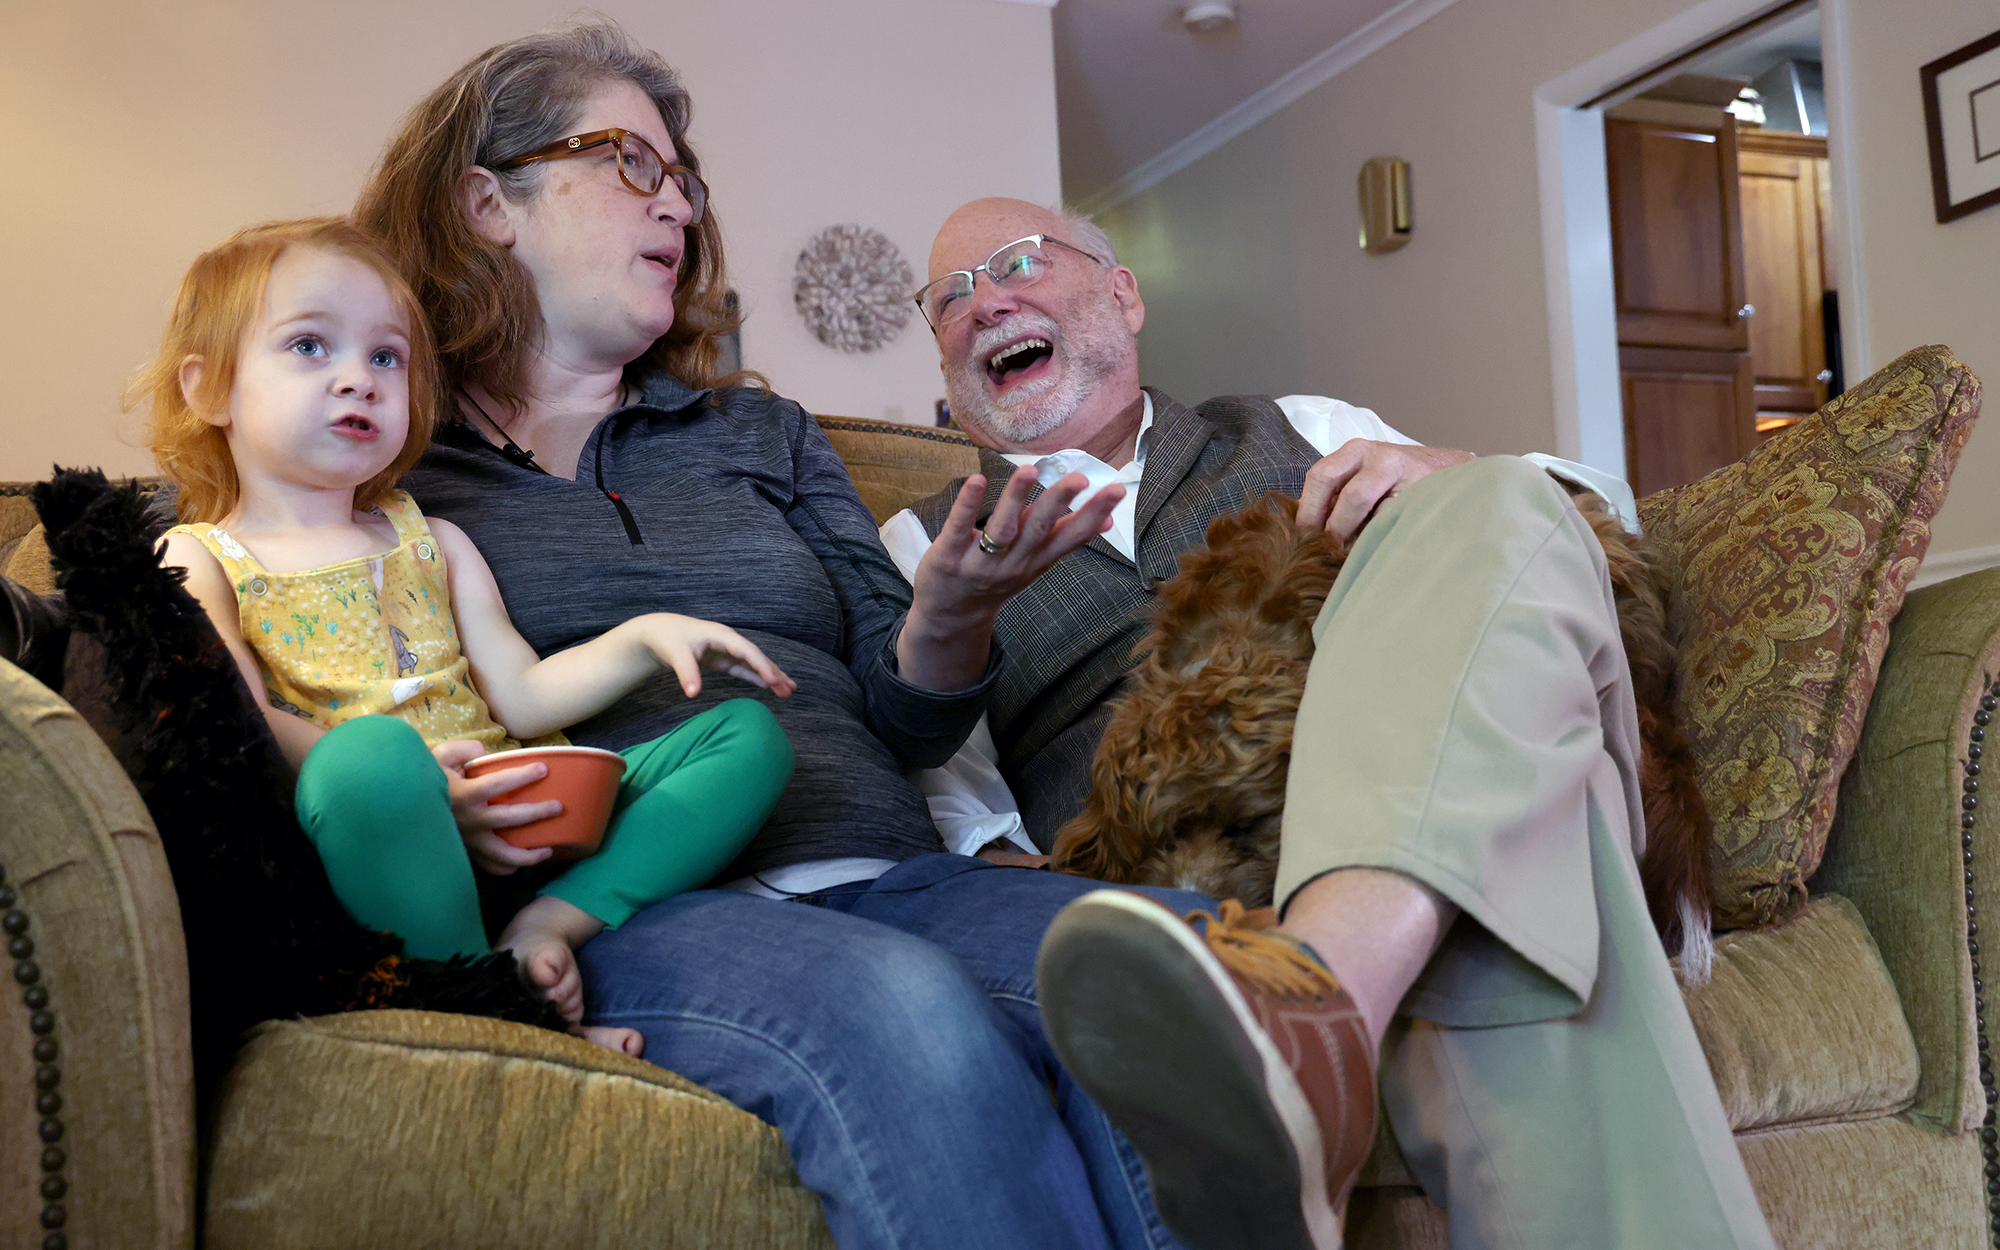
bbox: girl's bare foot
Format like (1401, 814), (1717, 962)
(574, 1023), (646, 1056)
(514, 934), (587, 1020)
(499, 895), (608, 1025)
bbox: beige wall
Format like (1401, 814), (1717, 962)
(1101, 0), (2000, 561)
(1834, 0), (2000, 558)
(0, 0), (1057, 483)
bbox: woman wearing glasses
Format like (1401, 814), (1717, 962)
(357, 21), (1194, 1250)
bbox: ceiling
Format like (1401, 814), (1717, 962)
(1046, 1), (1825, 209)
(1052, 0), (1410, 206)
(1690, 7), (1821, 82)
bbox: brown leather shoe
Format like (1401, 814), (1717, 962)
(1038, 890), (1375, 1250)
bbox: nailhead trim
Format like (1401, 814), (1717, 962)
(3, 864), (68, 1250)
(0, 479), (160, 499)
(1968, 675), (1998, 1247)
(815, 417), (975, 447)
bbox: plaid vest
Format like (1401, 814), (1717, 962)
(911, 389), (1319, 847)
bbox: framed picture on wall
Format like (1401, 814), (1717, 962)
(1922, 28), (2000, 223)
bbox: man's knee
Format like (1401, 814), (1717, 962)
(1407, 454), (1571, 524)
(1391, 455), (1608, 590)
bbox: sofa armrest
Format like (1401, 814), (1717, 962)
(1815, 567), (2000, 1134)
(0, 489), (41, 585)
(0, 659), (194, 1248)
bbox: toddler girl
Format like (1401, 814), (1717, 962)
(142, 218), (796, 1055)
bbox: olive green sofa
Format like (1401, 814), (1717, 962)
(2, 409), (1996, 1249)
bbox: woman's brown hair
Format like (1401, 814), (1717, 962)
(354, 21), (744, 420)
(134, 217), (440, 523)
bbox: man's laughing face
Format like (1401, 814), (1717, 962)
(941, 285), (1135, 447)
(928, 203), (1142, 451)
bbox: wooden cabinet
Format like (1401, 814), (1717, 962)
(1737, 130), (1832, 436)
(1608, 112), (1750, 353)
(1620, 347), (1758, 498)
(1606, 102), (1757, 492)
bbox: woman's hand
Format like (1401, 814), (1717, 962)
(899, 470), (1123, 690)
(431, 739), (561, 876)
(637, 614), (797, 700)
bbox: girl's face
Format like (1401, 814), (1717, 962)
(216, 247), (413, 500)
(499, 77), (698, 371)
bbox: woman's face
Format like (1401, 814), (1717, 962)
(501, 78), (699, 372)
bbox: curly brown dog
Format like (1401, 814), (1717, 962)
(1049, 485), (1715, 976)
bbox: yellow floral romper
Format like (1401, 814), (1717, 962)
(168, 490), (553, 750)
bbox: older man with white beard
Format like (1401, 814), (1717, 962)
(880, 197), (1774, 1250)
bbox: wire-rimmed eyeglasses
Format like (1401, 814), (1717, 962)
(499, 128), (708, 224)
(913, 235), (1105, 331)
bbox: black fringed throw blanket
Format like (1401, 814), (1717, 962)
(35, 469), (564, 1096)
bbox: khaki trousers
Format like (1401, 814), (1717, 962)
(1279, 456), (1774, 1250)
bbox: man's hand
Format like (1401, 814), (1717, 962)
(916, 468), (1123, 625)
(976, 839), (1051, 868)
(432, 739), (561, 875)
(898, 469), (1123, 690)
(1296, 440), (1475, 543)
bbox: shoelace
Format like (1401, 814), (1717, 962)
(1186, 898), (1346, 1001)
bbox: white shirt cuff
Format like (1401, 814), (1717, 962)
(1522, 453), (1641, 533)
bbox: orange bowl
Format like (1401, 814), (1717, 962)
(463, 746), (628, 861)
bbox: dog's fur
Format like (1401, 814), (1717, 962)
(34, 469), (566, 1099)
(1050, 486), (1715, 979)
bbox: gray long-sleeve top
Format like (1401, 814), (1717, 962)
(402, 370), (997, 879)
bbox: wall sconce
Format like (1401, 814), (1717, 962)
(1181, 1), (1237, 33)
(1358, 156), (1412, 254)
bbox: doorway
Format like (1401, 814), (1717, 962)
(1607, 12), (1835, 494)
(1531, 0), (1864, 490)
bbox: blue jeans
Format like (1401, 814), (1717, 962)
(577, 853), (1210, 1250)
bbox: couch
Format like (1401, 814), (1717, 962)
(2, 369), (1995, 1249)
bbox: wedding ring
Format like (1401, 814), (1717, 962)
(977, 528), (1011, 556)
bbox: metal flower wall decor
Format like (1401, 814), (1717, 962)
(793, 225), (913, 353)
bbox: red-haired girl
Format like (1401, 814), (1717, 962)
(142, 218), (796, 1054)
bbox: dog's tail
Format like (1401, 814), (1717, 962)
(1637, 698), (1717, 984)
(1051, 802), (1136, 882)
(1675, 899), (1717, 986)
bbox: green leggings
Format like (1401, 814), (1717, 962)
(294, 700), (793, 960)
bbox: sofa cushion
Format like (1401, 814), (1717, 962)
(1733, 1113), (1985, 1247)
(204, 1010), (831, 1250)
(1681, 893), (1918, 1130)
(1639, 345), (1981, 928)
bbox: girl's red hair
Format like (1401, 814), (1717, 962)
(136, 217), (439, 523)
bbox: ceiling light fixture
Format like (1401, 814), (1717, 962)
(1181, 1), (1237, 34)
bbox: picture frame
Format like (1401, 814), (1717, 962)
(1921, 28), (2000, 223)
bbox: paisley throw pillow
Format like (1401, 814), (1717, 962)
(1640, 345), (1981, 929)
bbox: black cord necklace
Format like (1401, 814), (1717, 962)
(457, 388), (545, 474)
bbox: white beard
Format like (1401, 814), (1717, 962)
(945, 299), (1133, 448)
